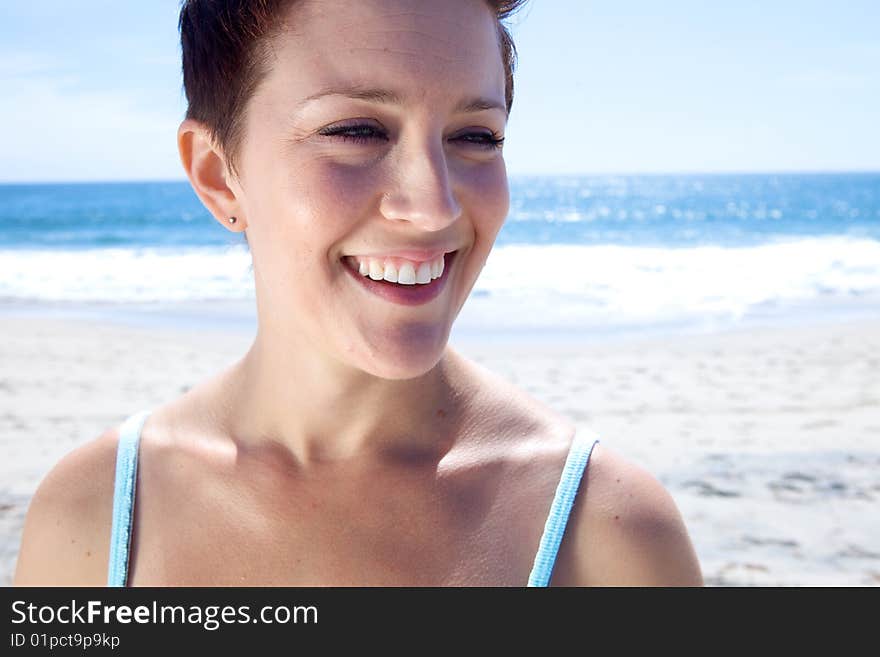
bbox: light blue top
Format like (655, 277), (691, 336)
(106, 409), (151, 588)
(527, 431), (599, 586)
(107, 410), (599, 587)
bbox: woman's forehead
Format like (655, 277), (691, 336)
(263, 0), (504, 104)
(285, 0), (495, 45)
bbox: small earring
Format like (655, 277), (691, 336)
(228, 216), (237, 224)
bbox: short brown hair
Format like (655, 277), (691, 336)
(179, 0), (529, 175)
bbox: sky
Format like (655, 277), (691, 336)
(1, 0), (878, 182)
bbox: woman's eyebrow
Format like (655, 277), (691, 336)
(295, 84), (507, 116)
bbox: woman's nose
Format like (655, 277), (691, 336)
(378, 140), (462, 229)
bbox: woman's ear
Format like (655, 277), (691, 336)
(177, 119), (245, 231)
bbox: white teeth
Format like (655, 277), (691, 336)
(382, 262), (398, 282)
(397, 263), (417, 285)
(415, 261), (432, 284)
(351, 253), (448, 285)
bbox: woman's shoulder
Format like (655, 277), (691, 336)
(551, 442), (704, 586)
(464, 356), (704, 587)
(13, 423), (124, 586)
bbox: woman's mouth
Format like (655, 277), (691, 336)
(341, 251), (458, 307)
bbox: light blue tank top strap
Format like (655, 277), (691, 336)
(527, 430), (600, 587)
(107, 410), (151, 587)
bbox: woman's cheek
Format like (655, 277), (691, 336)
(460, 160), (509, 231)
(305, 160), (385, 221)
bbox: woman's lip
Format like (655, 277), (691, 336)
(341, 250), (458, 306)
(343, 248), (456, 262)
(341, 250), (458, 273)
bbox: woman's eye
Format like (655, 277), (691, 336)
(457, 131), (506, 150)
(318, 124), (384, 145)
(317, 124), (504, 150)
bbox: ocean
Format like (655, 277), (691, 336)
(1, 173), (878, 343)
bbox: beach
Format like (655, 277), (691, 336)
(2, 311), (877, 586)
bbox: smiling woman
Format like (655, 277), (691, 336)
(13, 0), (702, 587)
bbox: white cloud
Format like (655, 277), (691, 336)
(782, 68), (877, 91)
(0, 55), (185, 181)
(0, 51), (64, 78)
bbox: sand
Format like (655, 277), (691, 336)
(1, 312), (878, 586)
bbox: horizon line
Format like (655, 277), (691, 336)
(1, 168), (879, 186)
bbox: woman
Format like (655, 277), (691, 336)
(14, 0), (702, 586)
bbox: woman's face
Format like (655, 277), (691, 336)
(233, 0), (510, 379)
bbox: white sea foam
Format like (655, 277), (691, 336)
(2, 237), (879, 335)
(460, 236), (880, 336)
(0, 245), (255, 303)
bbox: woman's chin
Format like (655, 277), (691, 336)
(353, 327), (452, 380)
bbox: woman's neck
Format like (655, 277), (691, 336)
(216, 333), (479, 469)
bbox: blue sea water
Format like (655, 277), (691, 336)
(1, 173), (878, 341)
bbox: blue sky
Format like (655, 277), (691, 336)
(1, 0), (878, 182)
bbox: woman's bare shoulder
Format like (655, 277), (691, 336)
(553, 442), (704, 587)
(13, 425), (122, 586)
